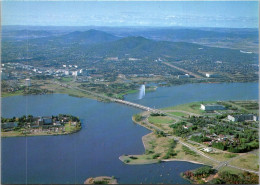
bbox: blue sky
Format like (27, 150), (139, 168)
(2, 1), (259, 28)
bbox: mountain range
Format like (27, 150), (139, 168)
(1, 29), (258, 64)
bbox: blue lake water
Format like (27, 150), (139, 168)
(1, 82), (258, 184)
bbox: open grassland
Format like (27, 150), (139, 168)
(218, 166), (244, 174)
(1, 90), (24, 97)
(59, 77), (74, 82)
(119, 133), (171, 164)
(148, 116), (175, 124)
(119, 132), (219, 168)
(1, 130), (24, 137)
(161, 101), (214, 115)
(206, 152), (239, 162)
(167, 111), (188, 117)
(229, 152), (259, 171)
(147, 115), (176, 131)
(173, 142), (218, 168)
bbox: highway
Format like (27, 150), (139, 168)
(162, 62), (204, 78)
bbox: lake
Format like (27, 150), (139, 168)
(1, 82), (258, 184)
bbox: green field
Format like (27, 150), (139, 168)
(1, 90), (24, 97)
(161, 101), (213, 114)
(59, 77), (74, 82)
(229, 152), (259, 171)
(148, 116), (174, 124)
(168, 111), (188, 117)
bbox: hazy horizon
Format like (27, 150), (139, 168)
(2, 1), (259, 28)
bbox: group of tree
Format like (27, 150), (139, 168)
(210, 171), (259, 184)
(182, 166), (216, 182)
(190, 135), (211, 143)
(150, 113), (166, 116)
(170, 121), (191, 137)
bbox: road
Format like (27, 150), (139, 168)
(140, 111), (259, 174)
(162, 62), (204, 78)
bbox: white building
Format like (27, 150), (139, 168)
(202, 147), (213, 153)
(205, 73), (219, 78)
(205, 73), (211, 78)
(64, 71), (69, 76)
(72, 71), (78, 76)
(228, 114), (256, 122)
(25, 78), (31, 86)
(177, 74), (190, 79)
(200, 104), (225, 111)
(253, 115), (259, 121)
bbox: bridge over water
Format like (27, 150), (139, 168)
(55, 81), (160, 112)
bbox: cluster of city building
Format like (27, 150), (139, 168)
(0, 62), (96, 81)
(200, 103), (258, 122)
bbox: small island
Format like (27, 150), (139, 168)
(84, 176), (118, 184)
(1, 114), (81, 137)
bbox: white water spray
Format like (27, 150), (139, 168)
(138, 84), (145, 99)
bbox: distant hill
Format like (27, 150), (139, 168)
(1, 30), (57, 41)
(31, 29), (120, 46)
(84, 36), (257, 63)
(62, 29), (120, 45)
(2, 29), (258, 65)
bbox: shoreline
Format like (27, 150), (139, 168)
(1, 129), (81, 138)
(130, 114), (210, 167)
(162, 159), (204, 165)
(1, 81), (258, 99)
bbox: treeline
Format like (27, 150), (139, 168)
(190, 135), (211, 143)
(150, 113), (166, 116)
(210, 171), (259, 184)
(182, 166), (216, 183)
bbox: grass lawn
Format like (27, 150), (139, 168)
(119, 155), (158, 165)
(64, 123), (77, 132)
(161, 101), (215, 115)
(119, 133), (172, 164)
(1, 90), (24, 97)
(218, 166), (244, 174)
(1, 130), (24, 137)
(60, 77), (74, 82)
(229, 152), (259, 171)
(148, 116), (174, 124)
(168, 111), (188, 117)
(207, 152), (238, 162)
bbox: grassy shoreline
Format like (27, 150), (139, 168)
(123, 115), (218, 167)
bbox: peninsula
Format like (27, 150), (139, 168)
(120, 100), (259, 184)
